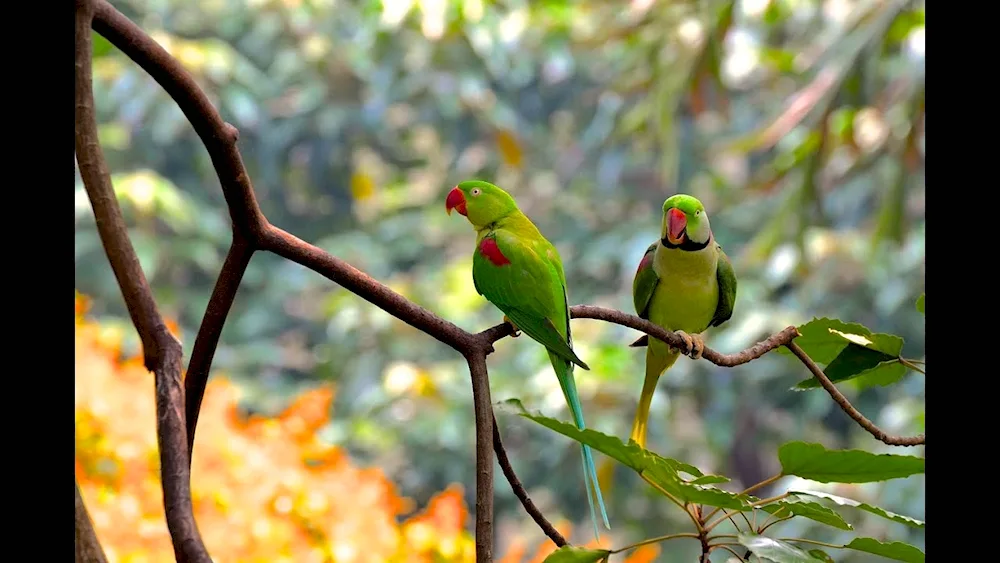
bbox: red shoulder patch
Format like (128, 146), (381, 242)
(479, 238), (511, 266)
(636, 252), (653, 274)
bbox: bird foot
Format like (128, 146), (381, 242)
(503, 315), (521, 338)
(672, 331), (705, 360)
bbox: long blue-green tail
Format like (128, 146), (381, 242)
(549, 352), (611, 540)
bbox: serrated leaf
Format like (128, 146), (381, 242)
(831, 331), (903, 356)
(849, 360), (910, 389)
(792, 490), (924, 528)
(690, 474), (731, 485)
(844, 538), (924, 563)
(915, 294), (924, 314)
(499, 399), (747, 509)
(541, 546), (610, 563)
(792, 327), (905, 390)
(795, 357), (907, 390)
(759, 495), (853, 530)
(807, 550), (834, 563)
(795, 346), (894, 389)
(778, 318), (876, 364)
(737, 533), (825, 563)
(778, 442), (924, 483)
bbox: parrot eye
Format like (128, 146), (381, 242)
(471, 188), (481, 196)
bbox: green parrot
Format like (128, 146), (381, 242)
(628, 194), (737, 449)
(445, 179), (611, 539)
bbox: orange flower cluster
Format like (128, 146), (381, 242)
(74, 291), (657, 562)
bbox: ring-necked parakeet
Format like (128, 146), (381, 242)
(445, 179), (611, 539)
(629, 194), (737, 449)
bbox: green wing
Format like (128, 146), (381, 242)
(632, 242), (660, 319)
(629, 242), (660, 348)
(473, 232), (589, 370)
(709, 243), (737, 328)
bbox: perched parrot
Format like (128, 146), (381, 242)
(445, 179), (611, 539)
(628, 194), (737, 449)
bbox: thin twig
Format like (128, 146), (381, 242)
(610, 532), (701, 554)
(899, 357), (925, 375)
(787, 342), (925, 446)
(758, 515), (793, 534)
(640, 472), (702, 531)
(185, 235), (254, 458)
(507, 306), (801, 368)
(76, 2), (209, 561)
(740, 473), (783, 498)
(705, 493), (789, 532)
(75, 479), (108, 563)
(704, 473), (783, 522)
(714, 545), (746, 561)
(493, 416), (567, 547)
(737, 511), (752, 532)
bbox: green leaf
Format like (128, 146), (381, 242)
(541, 546), (610, 563)
(850, 361), (910, 389)
(498, 399), (748, 509)
(778, 442), (924, 483)
(792, 327), (906, 390)
(795, 356), (907, 390)
(807, 550), (835, 563)
(915, 294), (924, 314)
(796, 347), (893, 387)
(737, 533), (825, 563)
(759, 495), (853, 530)
(778, 318), (877, 364)
(690, 474), (731, 485)
(844, 538), (924, 563)
(792, 490), (924, 528)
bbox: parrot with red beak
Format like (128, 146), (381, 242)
(445, 179), (611, 539)
(628, 194), (737, 449)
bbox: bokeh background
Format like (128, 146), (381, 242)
(74, 0), (925, 561)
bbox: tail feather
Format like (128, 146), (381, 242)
(549, 353), (611, 540)
(629, 346), (679, 449)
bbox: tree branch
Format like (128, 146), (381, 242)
(76, 1), (209, 561)
(184, 234), (254, 457)
(75, 479), (108, 563)
(787, 342), (924, 446)
(492, 415), (568, 547)
(259, 226), (478, 351)
(485, 306), (798, 367)
(467, 353), (495, 561)
(81, 4), (922, 563)
(486, 307), (922, 447)
(90, 2), (495, 558)
(91, 0), (268, 239)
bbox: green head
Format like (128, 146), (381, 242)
(661, 194), (712, 249)
(445, 180), (519, 229)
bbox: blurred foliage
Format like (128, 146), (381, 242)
(75, 0), (924, 557)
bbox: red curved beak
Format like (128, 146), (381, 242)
(666, 207), (687, 245)
(445, 187), (467, 216)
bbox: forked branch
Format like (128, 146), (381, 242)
(77, 3), (921, 562)
(76, 1), (208, 561)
